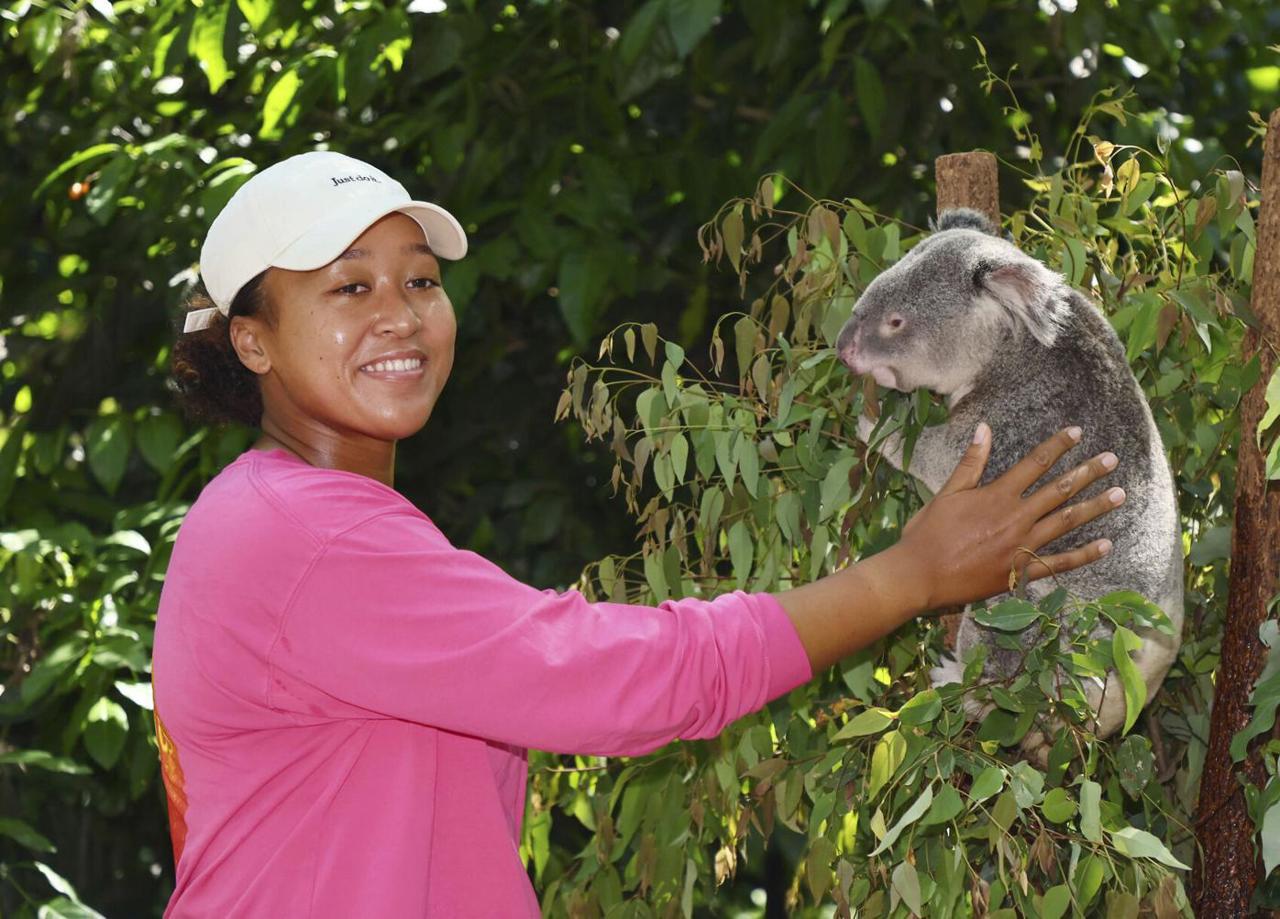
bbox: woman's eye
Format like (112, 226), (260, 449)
(409, 277), (438, 289)
(335, 282), (365, 295)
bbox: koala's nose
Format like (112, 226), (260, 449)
(836, 321), (864, 373)
(882, 313), (906, 336)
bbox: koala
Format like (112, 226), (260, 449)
(835, 208), (1183, 756)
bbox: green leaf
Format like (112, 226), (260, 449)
(854, 58), (886, 141)
(727, 519), (753, 587)
(868, 730), (906, 799)
(1259, 366), (1280, 446)
(83, 697), (128, 770)
(85, 415), (130, 495)
(1040, 786), (1077, 823)
(643, 550), (668, 601)
(1262, 800), (1280, 876)
(0, 418), (25, 513)
(137, 413), (184, 474)
(260, 68), (301, 138)
(1079, 779), (1102, 842)
(1041, 884), (1071, 919)
(666, 0), (720, 58)
(0, 816), (56, 853)
(969, 766), (1005, 804)
(1108, 826), (1189, 870)
(1009, 761), (1044, 808)
(190, 1), (230, 93)
(1112, 626), (1147, 734)
(1076, 854), (1106, 907)
(84, 155), (138, 226)
(33, 143), (121, 200)
(832, 707), (896, 740)
(640, 323), (659, 363)
(805, 836), (836, 902)
(1113, 735), (1154, 797)
(819, 454), (855, 521)
(736, 435), (760, 497)
(1098, 590), (1174, 634)
(869, 783), (932, 856)
(34, 866), (75, 903)
(103, 530), (150, 555)
(35, 897), (105, 919)
(723, 209), (744, 270)
(0, 749), (90, 775)
(1189, 525), (1232, 566)
(114, 681), (154, 711)
(897, 689), (941, 726)
(670, 432), (689, 483)
(236, 0), (272, 31)
(920, 784), (964, 826)
(22, 640), (85, 705)
(973, 598), (1041, 631)
(891, 860), (923, 916)
(733, 315), (756, 377)
(653, 452), (674, 499)
(557, 250), (610, 347)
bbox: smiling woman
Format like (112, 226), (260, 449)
(152, 150), (1122, 918)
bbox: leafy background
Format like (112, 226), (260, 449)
(1, 0), (1278, 915)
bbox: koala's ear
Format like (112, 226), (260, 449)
(934, 208), (998, 235)
(973, 255), (1068, 347)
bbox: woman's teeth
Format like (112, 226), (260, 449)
(362, 358), (423, 373)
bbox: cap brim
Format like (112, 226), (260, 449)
(271, 198), (468, 271)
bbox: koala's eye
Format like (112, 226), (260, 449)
(884, 313), (906, 334)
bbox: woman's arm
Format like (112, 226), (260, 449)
(774, 423), (1121, 672)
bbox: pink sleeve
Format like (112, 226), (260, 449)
(267, 510), (812, 755)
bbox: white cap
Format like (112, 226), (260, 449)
(186, 150), (468, 333)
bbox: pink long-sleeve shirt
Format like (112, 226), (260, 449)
(151, 447), (813, 917)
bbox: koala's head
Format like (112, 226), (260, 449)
(836, 208), (1071, 398)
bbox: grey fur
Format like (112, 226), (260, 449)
(934, 207), (998, 235)
(835, 211), (1183, 755)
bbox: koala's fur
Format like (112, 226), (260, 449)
(835, 209), (1183, 754)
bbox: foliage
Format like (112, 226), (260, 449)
(540, 94), (1256, 915)
(2, 0), (1278, 914)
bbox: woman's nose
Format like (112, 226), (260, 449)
(374, 285), (421, 335)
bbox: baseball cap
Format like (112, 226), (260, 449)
(186, 150), (468, 333)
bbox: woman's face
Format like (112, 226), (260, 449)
(247, 212), (457, 445)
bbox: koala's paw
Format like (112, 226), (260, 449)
(930, 657), (965, 688)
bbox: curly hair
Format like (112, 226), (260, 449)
(168, 271), (273, 428)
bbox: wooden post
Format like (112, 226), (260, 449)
(935, 152), (1001, 228)
(1192, 109), (1280, 916)
(933, 151), (1002, 649)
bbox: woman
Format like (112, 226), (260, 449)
(155, 150), (1121, 916)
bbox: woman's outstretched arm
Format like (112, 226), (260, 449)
(774, 423), (1123, 673)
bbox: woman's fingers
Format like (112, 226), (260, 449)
(1028, 484), (1126, 548)
(1017, 538), (1115, 582)
(1024, 450), (1120, 520)
(934, 422), (993, 497)
(994, 426), (1083, 497)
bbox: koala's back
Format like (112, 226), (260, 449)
(945, 291), (1182, 611)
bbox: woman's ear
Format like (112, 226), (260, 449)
(229, 316), (272, 375)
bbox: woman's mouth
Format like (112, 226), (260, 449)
(359, 356), (426, 379)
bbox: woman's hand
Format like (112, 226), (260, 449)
(774, 423), (1122, 674)
(894, 422), (1122, 612)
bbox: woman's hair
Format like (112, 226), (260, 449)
(168, 271), (273, 427)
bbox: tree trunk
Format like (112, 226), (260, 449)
(1192, 108), (1280, 917)
(932, 151), (1001, 649)
(935, 151), (1001, 228)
